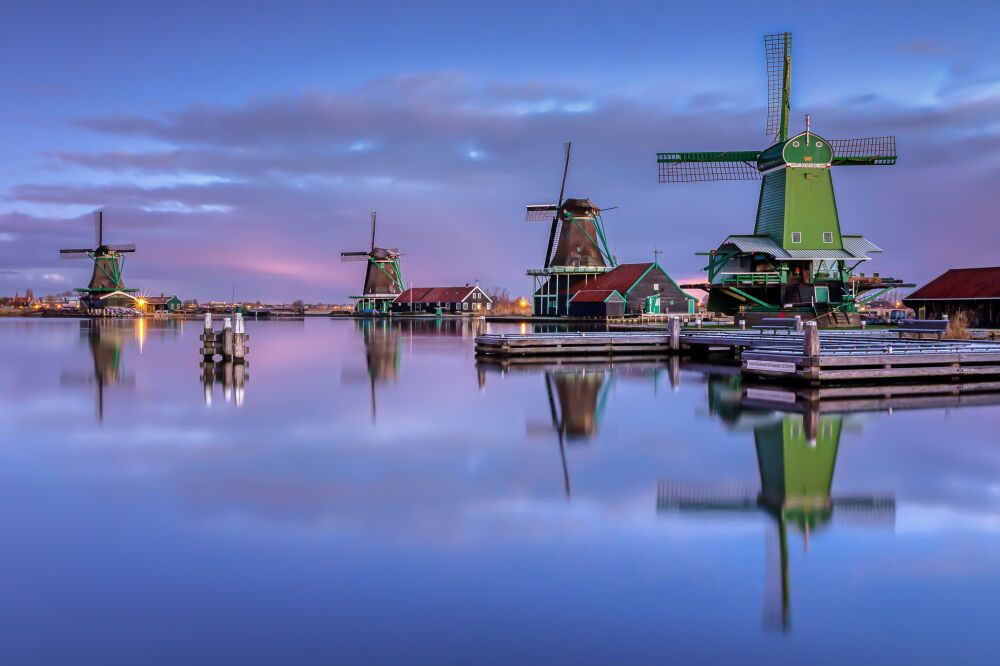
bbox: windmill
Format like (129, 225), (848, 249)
(341, 212), (404, 313)
(526, 143), (618, 316)
(59, 211), (138, 309)
(658, 394), (894, 632)
(656, 33), (912, 325)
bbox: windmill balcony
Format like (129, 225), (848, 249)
(719, 272), (783, 287)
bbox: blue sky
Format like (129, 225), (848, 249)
(2, 0), (998, 301)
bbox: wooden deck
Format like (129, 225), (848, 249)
(474, 325), (1000, 384)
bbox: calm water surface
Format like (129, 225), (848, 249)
(1, 317), (998, 664)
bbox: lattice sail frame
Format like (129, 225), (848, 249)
(764, 32), (792, 140)
(657, 151), (761, 183)
(829, 136), (897, 165)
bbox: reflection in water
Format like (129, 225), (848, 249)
(60, 320), (136, 422)
(660, 375), (895, 633)
(200, 361), (249, 407)
(536, 368), (613, 498)
(341, 319), (402, 423)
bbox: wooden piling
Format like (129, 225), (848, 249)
(669, 316), (680, 351)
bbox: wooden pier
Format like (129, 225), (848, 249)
(474, 319), (1000, 384)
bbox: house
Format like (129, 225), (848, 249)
(569, 263), (697, 316)
(392, 284), (493, 314)
(143, 294), (183, 313)
(567, 290), (626, 318)
(903, 267), (1000, 327)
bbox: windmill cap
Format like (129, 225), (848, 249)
(561, 198), (600, 215)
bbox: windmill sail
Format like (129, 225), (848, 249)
(829, 136), (897, 165)
(764, 32), (792, 141)
(657, 151), (762, 183)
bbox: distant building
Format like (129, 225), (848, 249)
(570, 263), (698, 316)
(143, 295), (183, 313)
(567, 289), (626, 318)
(392, 285), (493, 314)
(903, 267), (1000, 327)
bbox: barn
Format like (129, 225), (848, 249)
(567, 290), (626, 318)
(392, 285), (493, 314)
(571, 263), (697, 316)
(903, 267), (1000, 327)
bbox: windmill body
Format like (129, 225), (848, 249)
(342, 213), (404, 313)
(59, 211), (138, 310)
(526, 144), (618, 316)
(656, 33), (912, 325)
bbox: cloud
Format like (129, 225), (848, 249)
(2, 71), (998, 301)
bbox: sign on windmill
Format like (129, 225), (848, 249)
(654, 32), (912, 324)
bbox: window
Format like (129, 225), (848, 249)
(463, 302), (469, 311)
(486, 303), (491, 310)
(823, 232), (833, 243)
(653, 283), (660, 291)
(791, 232), (802, 243)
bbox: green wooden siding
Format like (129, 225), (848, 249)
(754, 169), (786, 240)
(783, 167), (843, 249)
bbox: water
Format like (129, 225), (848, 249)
(1, 317), (998, 664)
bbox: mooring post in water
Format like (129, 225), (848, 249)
(201, 313), (216, 360)
(739, 319), (746, 330)
(803, 320), (821, 383)
(233, 313), (248, 362)
(222, 317), (234, 360)
(861, 319), (867, 330)
(803, 320), (820, 356)
(795, 315), (802, 332)
(695, 317), (702, 329)
(669, 316), (680, 351)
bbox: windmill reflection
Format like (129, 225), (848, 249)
(60, 319), (136, 422)
(529, 368), (614, 498)
(339, 319), (402, 423)
(659, 375), (894, 633)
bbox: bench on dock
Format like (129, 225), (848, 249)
(897, 319), (948, 340)
(753, 317), (801, 334)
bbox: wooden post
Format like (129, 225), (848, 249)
(695, 317), (702, 329)
(794, 315), (802, 332)
(201, 313), (216, 360)
(803, 320), (820, 384)
(222, 317), (234, 360)
(669, 316), (680, 351)
(739, 319), (746, 330)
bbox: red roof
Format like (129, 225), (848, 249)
(570, 289), (624, 303)
(394, 286), (488, 304)
(905, 267), (1000, 301)
(572, 263), (655, 295)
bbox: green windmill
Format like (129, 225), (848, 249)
(657, 33), (912, 325)
(59, 211), (138, 309)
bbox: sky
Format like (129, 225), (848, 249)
(1, 0), (998, 303)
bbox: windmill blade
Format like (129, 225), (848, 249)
(341, 251), (371, 263)
(60, 249), (92, 259)
(557, 142), (571, 207)
(764, 32), (792, 140)
(105, 243), (136, 253)
(829, 136), (897, 166)
(830, 496), (896, 528)
(526, 204), (559, 221)
(369, 211), (377, 252)
(657, 151), (761, 183)
(657, 481), (761, 512)
(94, 210), (103, 247)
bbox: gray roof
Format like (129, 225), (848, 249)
(720, 234), (880, 260)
